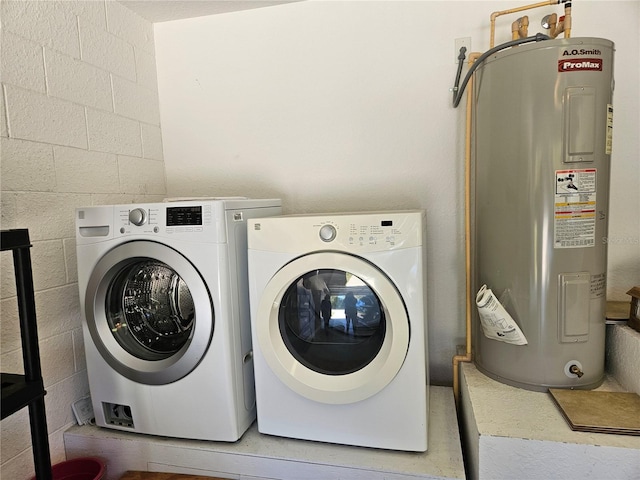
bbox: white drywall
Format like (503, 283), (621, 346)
(154, 0), (640, 384)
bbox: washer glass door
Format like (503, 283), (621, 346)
(86, 241), (214, 385)
(257, 252), (410, 404)
(106, 260), (194, 359)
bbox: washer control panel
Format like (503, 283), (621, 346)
(114, 203), (215, 237)
(128, 208), (147, 226)
(117, 206), (163, 234)
(77, 199), (281, 243)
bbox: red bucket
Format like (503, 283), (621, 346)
(33, 457), (106, 480)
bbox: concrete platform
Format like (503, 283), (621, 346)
(460, 362), (640, 480)
(64, 385), (464, 480)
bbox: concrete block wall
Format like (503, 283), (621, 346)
(606, 324), (640, 395)
(0, 1), (166, 478)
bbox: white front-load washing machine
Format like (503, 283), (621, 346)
(247, 211), (428, 451)
(76, 198), (281, 441)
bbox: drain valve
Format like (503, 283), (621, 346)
(564, 360), (584, 378)
(569, 364), (584, 378)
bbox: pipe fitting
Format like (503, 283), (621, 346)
(519, 16), (530, 38)
(511, 19), (521, 40)
(564, 360), (584, 379)
(489, 0), (558, 47)
(569, 364), (584, 378)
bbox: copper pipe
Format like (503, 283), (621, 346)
(545, 3), (572, 39)
(512, 16), (531, 40)
(452, 52), (480, 408)
(490, 0), (558, 47)
(511, 19), (521, 40)
(519, 16), (530, 38)
(546, 13), (562, 38)
(564, 3), (572, 38)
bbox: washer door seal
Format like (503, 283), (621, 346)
(257, 251), (410, 404)
(85, 241), (213, 385)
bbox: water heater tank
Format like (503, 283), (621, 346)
(473, 38), (614, 391)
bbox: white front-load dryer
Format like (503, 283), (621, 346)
(247, 211), (428, 451)
(76, 198), (281, 441)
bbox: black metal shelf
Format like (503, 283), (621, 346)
(1, 229), (52, 480)
(1, 373), (46, 418)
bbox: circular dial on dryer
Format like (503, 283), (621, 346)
(319, 224), (337, 242)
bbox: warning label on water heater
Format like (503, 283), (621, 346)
(555, 169), (597, 248)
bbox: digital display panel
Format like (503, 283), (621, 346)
(381, 220), (393, 227)
(166, 206), (202, 226)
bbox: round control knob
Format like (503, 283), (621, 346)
(319, 224), (337, 242)
(129, 208), (147, 226)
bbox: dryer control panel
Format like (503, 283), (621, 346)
(248, 211), (425, 254)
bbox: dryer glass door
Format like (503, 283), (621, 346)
(86, 241), (214, 385)
(279, 269), (386, 375)
(257, 252), (410, 405)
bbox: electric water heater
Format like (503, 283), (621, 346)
(473, 38), (614, 391)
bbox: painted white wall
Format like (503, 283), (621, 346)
(0, 1), (166, 478)
(155, 0), (640, 384)
(0, 1), (635, 476)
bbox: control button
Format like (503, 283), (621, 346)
(129, 208), (146, 226)
(319, 224), (337, 242)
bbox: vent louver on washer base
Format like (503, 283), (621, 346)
(103, 402), (135, 428)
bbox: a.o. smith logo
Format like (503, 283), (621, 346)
(558, 58), (603, 72)
(562, 48), (601, 56)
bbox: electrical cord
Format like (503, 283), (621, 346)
(452, 33), (551, 108)
(452, 46), (467, 105)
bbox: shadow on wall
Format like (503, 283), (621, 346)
(168, 172), (422, 214)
